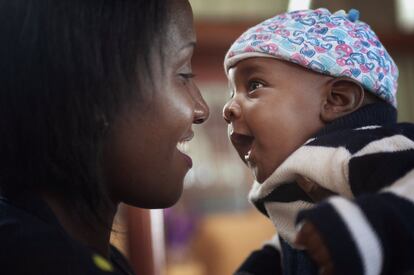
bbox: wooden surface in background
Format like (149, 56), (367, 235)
(192, 210), (275, 275)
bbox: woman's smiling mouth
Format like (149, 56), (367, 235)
(176, 132), (194, 168)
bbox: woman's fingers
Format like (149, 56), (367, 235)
(295, 222), (335, 275)
(296, 176), (337, 202)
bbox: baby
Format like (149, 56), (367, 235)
(223, 8), (414, 275)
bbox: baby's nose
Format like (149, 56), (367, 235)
(223, 99), (241, 124)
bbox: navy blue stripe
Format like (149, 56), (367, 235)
(349, 151), (414, 195)
(253, 182), (313, 217)
(307, 125), (414, 154)
(356, 193), (414, 274)
(262, 183), (313, 203)
(313, 102), (396, 139)
(280, 238), (318, 275)
(235, 245), (282, 275)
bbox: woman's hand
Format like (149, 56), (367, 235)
(295, 177), (337, 274)
(295, 222), (335, 275)
(296, 176), (336, 202)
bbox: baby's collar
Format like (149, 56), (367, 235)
(313, 102), (397, 139)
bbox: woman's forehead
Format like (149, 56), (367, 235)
(166, 0), (195, 45)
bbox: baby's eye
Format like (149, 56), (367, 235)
(248, 81), (264, 92)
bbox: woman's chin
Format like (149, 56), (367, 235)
(126, 184), (184, 209)
(153, 190), (183, 209)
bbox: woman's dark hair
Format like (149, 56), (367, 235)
(0, 0), (168, 226)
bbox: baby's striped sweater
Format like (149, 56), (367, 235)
(239, 103), (414, 275)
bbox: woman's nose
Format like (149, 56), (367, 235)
(223, 99), (241, 124)
(193, 86), (210, 124)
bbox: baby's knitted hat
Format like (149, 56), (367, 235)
(224, 8), (399, 107)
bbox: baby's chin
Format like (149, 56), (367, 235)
(252, 161), (284, 183)
(252, 166), (270, 184)
(255, 174), (269, 184)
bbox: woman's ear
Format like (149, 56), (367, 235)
(320, 78), (365, 123)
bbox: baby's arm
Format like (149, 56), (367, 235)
(295, 147), (414, 275)
(234, 235), (282, 275)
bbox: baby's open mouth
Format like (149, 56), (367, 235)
(230, 132), (255, 164)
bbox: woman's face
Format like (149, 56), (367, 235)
(104, 0), (209, 208)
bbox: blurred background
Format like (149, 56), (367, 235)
(111, 1), (414, 274)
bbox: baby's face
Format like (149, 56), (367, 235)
(223, 57), (329, 183)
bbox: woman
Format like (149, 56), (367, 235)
(0, 0), (209, 274)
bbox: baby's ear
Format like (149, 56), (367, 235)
(320, 77), (364, 123)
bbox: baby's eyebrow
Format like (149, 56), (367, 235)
(237, 63), (268, 78)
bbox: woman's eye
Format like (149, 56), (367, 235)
(179, 73), (196, 82)
(248, 81), (264, 92)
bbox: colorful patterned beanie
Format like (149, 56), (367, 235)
(224, 8), (399, 107)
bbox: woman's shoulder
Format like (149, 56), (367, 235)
(0, 196), (132, 275)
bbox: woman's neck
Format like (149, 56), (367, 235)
(41, 193), (117, 258)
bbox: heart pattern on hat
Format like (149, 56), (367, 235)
(225, 8), (399, 107)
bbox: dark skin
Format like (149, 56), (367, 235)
(42, 0), (209, 258)
(224, 58), (329, 183)
(224, 57), (379, 275)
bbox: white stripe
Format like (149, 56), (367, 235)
(305, 137), (316, 144)
(250, 146), (353, 201)
(263, 233), (282, 252)
(265, 200), (314, 245)
(382, 168), (414, 204)
(354, 125), (381, 131)
(354, 135), (414, 157)
(329, 197), (383, 275)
